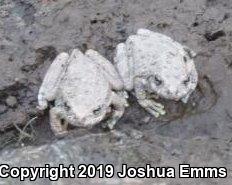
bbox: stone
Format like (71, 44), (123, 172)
(6, 96), (17, 107)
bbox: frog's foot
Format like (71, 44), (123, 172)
(137, 99), (166, 118)
(49, 108), (68, 137)
(181, 92), (192, 104)
(106, 92), (128, 130)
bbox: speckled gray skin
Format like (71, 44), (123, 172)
(114, 29), (198, 117)
(38, 49), (128, 136)
(1, 0), (232, 184)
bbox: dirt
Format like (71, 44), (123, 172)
(0, 0), (232, 184)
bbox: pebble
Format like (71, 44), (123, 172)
(142, 116), (151, 123)
(6, 96), (18, 107)
(130, 129), (143, 140)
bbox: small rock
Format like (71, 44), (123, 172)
(6, 96), (18, 107)
(130, 129), (143, 140)
(142, 116), (151, 123)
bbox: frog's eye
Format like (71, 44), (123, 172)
(154, 75), (163, 86)
(183, 56), (188, 63)
(149, 75), (163, 86)
(183, 76), (191, 85)
(64, 102), (70, 111)
(93, 107), (101, 115)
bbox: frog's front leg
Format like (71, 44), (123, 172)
(134, 77), (166, 118)
(38, 53), (69, 110)
(49, 107), (68, 137)
(106, 92), (129, 130)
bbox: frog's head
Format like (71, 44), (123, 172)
(76, 105), (109, 127)
(148, 48), (198, 102)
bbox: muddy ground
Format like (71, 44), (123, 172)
(0, 0), (232, 184)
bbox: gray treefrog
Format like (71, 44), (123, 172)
(114, 29), (198, 117)
(38, 49), (128, 136)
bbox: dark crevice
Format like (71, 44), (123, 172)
(204, 30), (226, 41)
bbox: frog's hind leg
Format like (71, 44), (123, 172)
(49, 107), (68, 137)
(114, 43), (134, 91)
(38, 53), (69, 110)
(106, 92), (128, 130)
(85, 49), (123, 91)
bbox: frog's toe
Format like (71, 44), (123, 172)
(146, 106), (166, 118)
(101, 118), (117, 130)
(152, 102), (166, 115)
(106, 119), (118, 130)
(145, 108), (160, 118)
(148, 104), (166, 118)
(105, 111), (123, 130)
(138, 99), (166, 118)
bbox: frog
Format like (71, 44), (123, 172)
(38, 49), (128, 136)
(114, 28), (198, 117)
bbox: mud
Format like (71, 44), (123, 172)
(0, 0), (232, 184)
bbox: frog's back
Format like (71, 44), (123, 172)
(60, 50), (111, 113)
(128, 32), (186, 76)
(130, 32), (183, 55)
